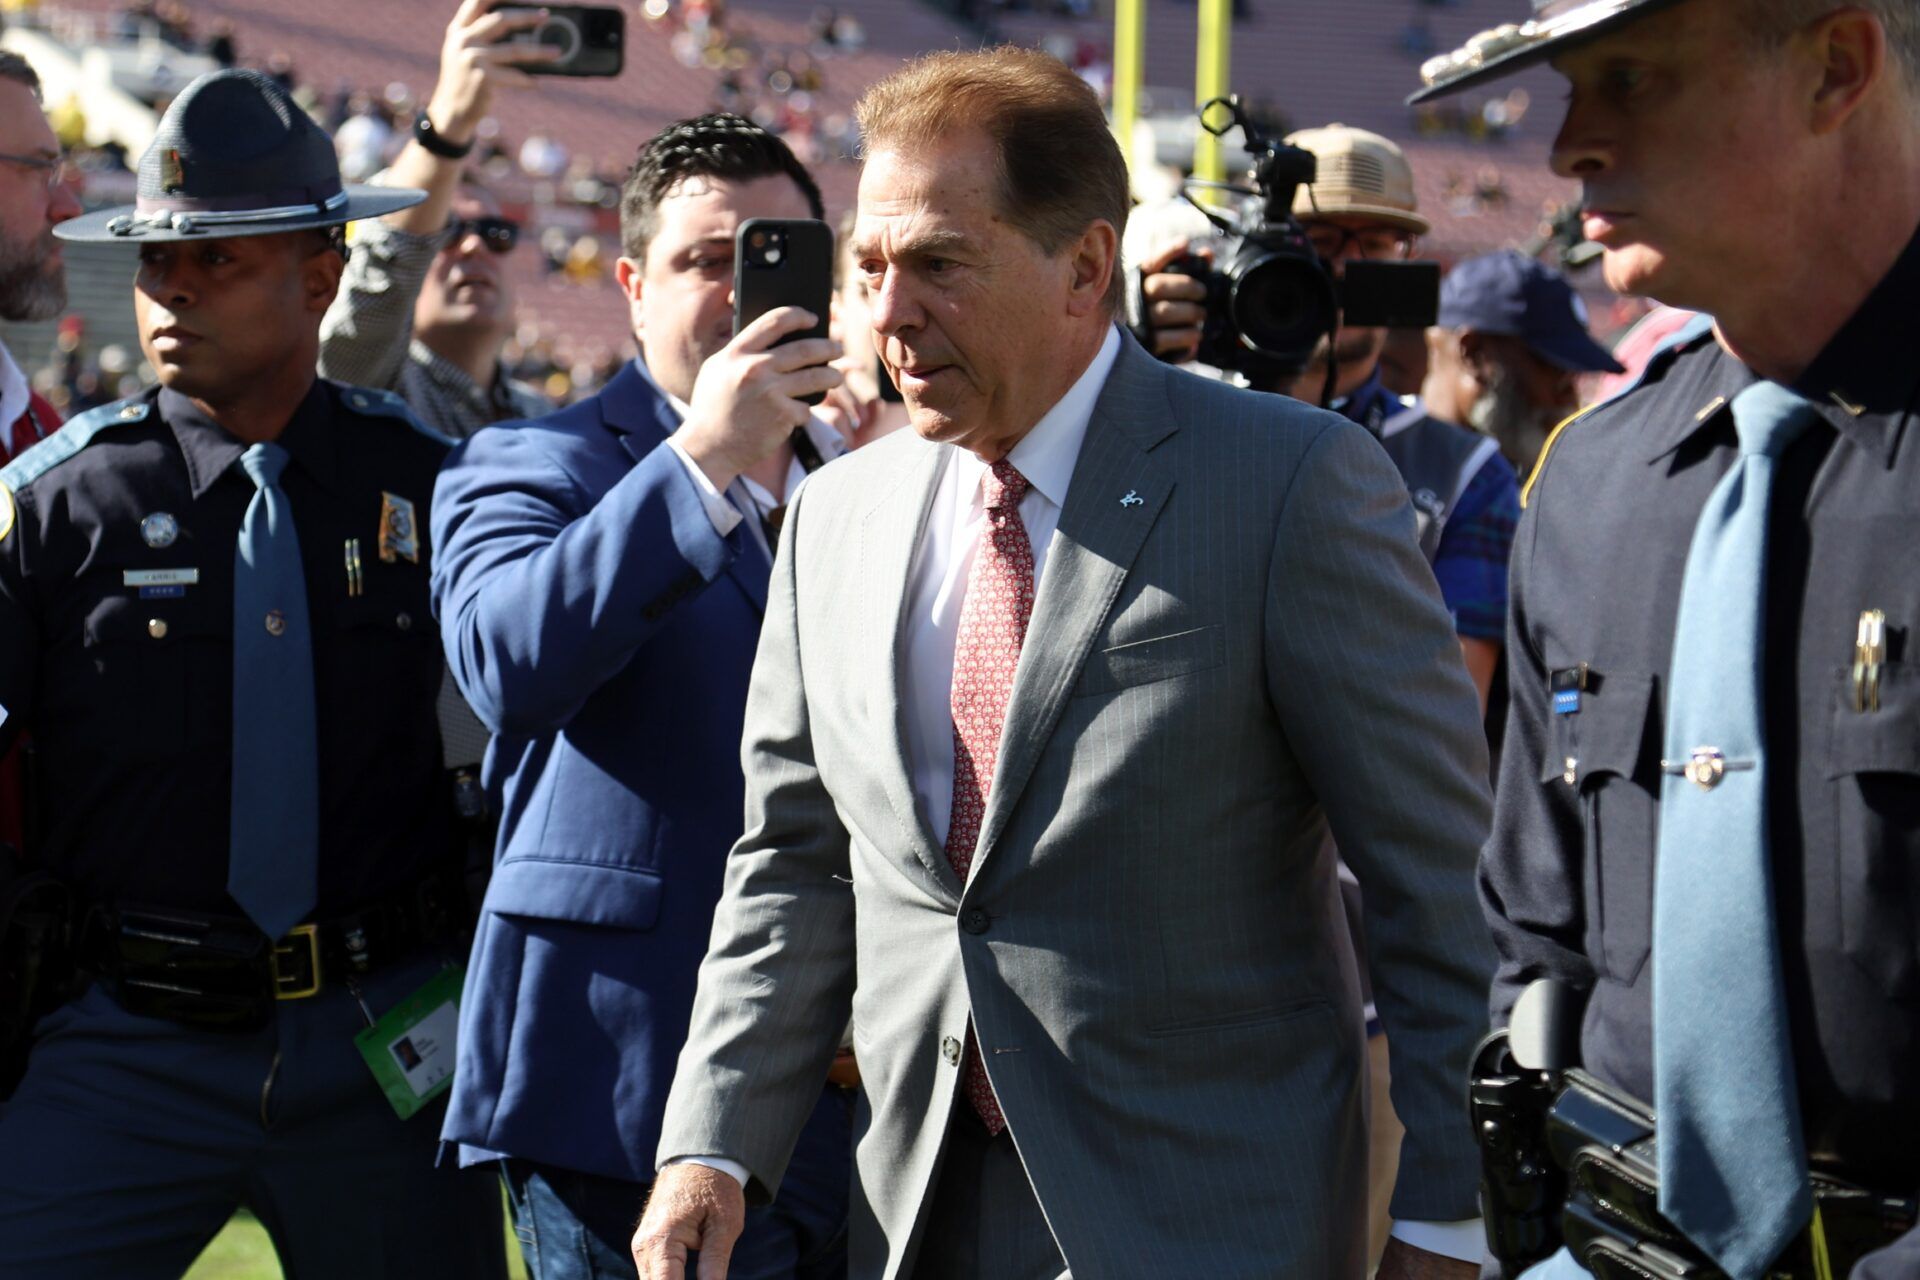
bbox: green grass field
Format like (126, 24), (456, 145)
(184, 1204), (529, 1280)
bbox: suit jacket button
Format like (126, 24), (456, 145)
(941, 1035), (961, 1065)
(961, 906), (990, 935)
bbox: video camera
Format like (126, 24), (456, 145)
(1151, 97), (1440, 393)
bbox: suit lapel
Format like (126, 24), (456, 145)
(605, 361), (770, 616)
(972, 336), (1179, 874)
(859, 437), (956, 894)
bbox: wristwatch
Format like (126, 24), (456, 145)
(412, 110), (474, 160)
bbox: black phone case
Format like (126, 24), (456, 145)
(512, 5), (624, 78)
(733, 218), (834, 406)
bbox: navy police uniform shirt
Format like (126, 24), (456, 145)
(1483, 223), (1920, 1192)
(0, 379), (460, 917)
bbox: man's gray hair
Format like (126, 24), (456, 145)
(1749, 0), (1920, 90)
(0, 51), (43, 100)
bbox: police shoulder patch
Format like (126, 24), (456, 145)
(0, 394), (156, 494)
(334, 382), (456, 447)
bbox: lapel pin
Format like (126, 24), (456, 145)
(1119, 490), (1143, 508)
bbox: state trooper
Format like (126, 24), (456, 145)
(1415, 1), (1920, 1277)
(0, 68), (507, 1278)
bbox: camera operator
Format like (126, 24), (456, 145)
(1139, 124), (1518, 708)
(429, 113), (852, 1280)
(317, 0), (554, 440)
(1420, 251), (1622, 479)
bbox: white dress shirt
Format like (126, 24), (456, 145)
(0, 339), (30, 449)
(662, 392), (847, 561)
(665, 325), (1479, 1261)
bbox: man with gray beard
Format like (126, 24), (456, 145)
(0, 52), (80, 463)
(1420, 250), (1623, 480)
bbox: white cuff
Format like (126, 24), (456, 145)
(665, 437), (743, 537)
(662, 1154), (749, 1188)
(1389, 1218), (1483, 1262)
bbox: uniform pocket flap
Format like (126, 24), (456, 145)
(485, 858), (664, 930)
(85, 592), (221, 645)
(1826, 662), (1920, 778)
(1075, 624), (1224, 698)
(1538, 670), (1657, 788)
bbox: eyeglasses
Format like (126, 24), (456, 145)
(449, 216), (521, 255)
(1304, 223), (1415, 262)
(0, 151), (72, 193)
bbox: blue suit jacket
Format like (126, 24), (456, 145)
(431, 360), (771, 1182)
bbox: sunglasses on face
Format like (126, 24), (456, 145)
(449, 216), (521, 255)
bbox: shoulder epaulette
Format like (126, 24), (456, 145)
(1520, 312), (1717, 510)
(333, 382), (456, 447)
(0, 395), (155, 494)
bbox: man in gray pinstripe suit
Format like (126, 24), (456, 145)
(634, 47), (1494, 1280)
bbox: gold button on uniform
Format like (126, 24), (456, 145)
(265, 609), (287, 637)
(148, 618), (168, 639)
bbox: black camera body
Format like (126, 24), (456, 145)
(1160, 98), (1439, 391)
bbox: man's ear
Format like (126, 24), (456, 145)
(615, 256), (645, 337)
(1065, 219), (1120, 318)
(303, 243), (346, 315)
(1806, 7), (1885, 135)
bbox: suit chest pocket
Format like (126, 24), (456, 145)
(1073, 624), (1224, 698)
(1539, 671), (1658, 985)
(1824, 661), (1920, 998)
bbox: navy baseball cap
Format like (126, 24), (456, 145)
(1438, 250), (1624, 374)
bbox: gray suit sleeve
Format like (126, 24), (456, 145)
(654, 482), (857, 1202)
(1262, 418), (1496, 1222)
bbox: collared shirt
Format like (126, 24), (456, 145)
(0, 380), (459, 915)
(0, 339), (27, 443)
(662, 384), (850, 563)
(1484, 219), (1920, 1189)
(318, 214), (547, 440)
(902, 324), (1119, 848)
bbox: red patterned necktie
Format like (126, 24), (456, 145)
(945, 458), (1034, 1135)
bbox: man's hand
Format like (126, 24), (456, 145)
(1376, 1237), (1481, 1280)
(1137, 242), (1211, 361)
(425, 0), (559, 147)
(674, 307), (843, 493)
(631, 1163), (746, 1280)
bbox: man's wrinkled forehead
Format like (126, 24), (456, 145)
(1548, 0), (1716, 74)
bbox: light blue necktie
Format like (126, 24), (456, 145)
(227, 442), (319, 940)
(1653, 381), (1817, 1280)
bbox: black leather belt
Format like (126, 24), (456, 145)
(85, 869), (469, 1031)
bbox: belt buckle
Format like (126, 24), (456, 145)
(271, 923), (322, 1000)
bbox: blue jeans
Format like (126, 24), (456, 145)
(503, 1083), (852, 1280)
(0, 954), (506, 1280)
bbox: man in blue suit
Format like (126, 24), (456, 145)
(430, 114), (852, 1280)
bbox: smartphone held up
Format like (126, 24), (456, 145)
(734, 218), (835, 407)
(499, 4), (624, 77)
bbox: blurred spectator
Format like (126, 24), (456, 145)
(1423, 249), (1625, 478)
(319, 0), (553, 442)
(334, 92), (396, 182)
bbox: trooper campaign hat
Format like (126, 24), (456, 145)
(57, 68), (423, 243)
(1408, 0), (1691, 102)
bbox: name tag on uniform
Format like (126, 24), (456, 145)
(353, 965), (465, 1120)
(124, 568), (199, 588)
(1551, 664), (1589, 715)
